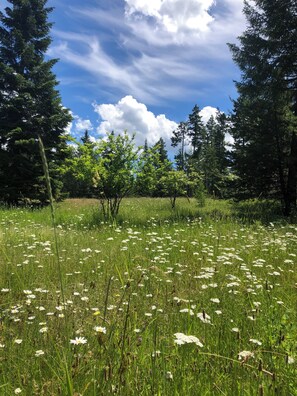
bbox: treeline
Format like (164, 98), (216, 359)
(63, 105), (231, 200)
(229, 0), (297, 215)
(61, 107), (230, 217)
(0, 0), (296, 215)
(63, 132), (188, 217)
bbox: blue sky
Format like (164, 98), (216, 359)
(1, 0), (246, 147)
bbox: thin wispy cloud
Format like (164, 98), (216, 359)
(2, 0), (246, 146)
(49, 1), (244, 109)
(49, 33), (212, 105)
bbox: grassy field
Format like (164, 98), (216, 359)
(0, 198), (296, 395)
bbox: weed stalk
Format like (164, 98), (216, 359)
(38, 136), (65, 304)
(38, 136), (73, 395)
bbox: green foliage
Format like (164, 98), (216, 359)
(62, 133), (98, 198)
(171, 106), (230, 197)
(160, 170), (190, 209)
(0, 0), (72, 205)
(97, 132), (139, 218)
(135, 141), (160, 197)
(201, 113), (230, 197)
(150, 138), (172, 197)
(195, 178), (206, 207)
(62, 132), (138, 219)
(229, 0), (297, 214)
(188, 104), (205, 161)
(135, 138), (172, 198)
(171, 121), (189, 172)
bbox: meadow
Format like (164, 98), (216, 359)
(0, 198), (296, 395)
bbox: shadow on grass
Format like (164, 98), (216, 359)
(82, 198), (235, 229)
(230, 199), (293, 225)
(3, 197), (295, 230)
(73, 197), (296, 229)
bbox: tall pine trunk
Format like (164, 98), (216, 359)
(284, 132), (297, 215)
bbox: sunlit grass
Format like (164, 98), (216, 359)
(0, 198), (296, 395)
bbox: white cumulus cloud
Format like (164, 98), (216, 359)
(74, 116), (93, 132)
(125, 0), (162, 18)
(125, 0), (215, 35)
(94, 95), (178, 147)
(199, 106), (217, 123)
(93, 96), (221, 151)
(65, 113), (95, 140)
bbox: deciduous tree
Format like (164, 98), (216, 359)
(160, 170), (190, 209)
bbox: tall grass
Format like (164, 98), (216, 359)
(38, 136), (72, 395)
(0, 198), (296, 394)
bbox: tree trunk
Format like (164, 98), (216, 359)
(284, 132), (297, 216)
(273, 110), (288, 215)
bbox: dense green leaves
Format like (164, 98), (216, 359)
(62, 132), (138, 218)
(135, 141), (163, 197)
(0, 0), (71, 204)
(97, 132), (138, 218)
(171, 106), (230, 197)
(229, 0), (297, 214)
(61, 133), (98, 198)
(160, 170), (191, 209)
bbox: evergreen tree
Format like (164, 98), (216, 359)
(154, 138), (171, 167)
(143, 139), (149, 154)
(202, 115), (219, 194)
(135, 140), (159, 197)
(0, 0), (72, 204)
(214, 111), (229, 173)
(152, 138), (172, 196)
(171, 121), (188, 171)
(230, 95), (288, 200)
(81, 130), (93, 145)
(229, 0), (297, 214)
(202, 112), (229, 196)
(188, 104), (205, 162)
